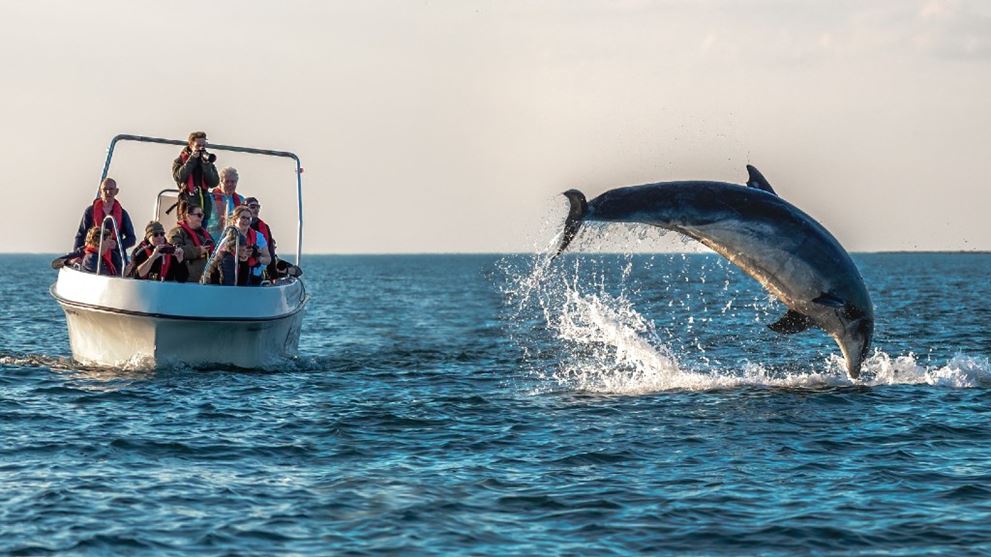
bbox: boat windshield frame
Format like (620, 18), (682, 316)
(97, 133), (304, 265)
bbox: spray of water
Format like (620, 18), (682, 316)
(501, 209), (991, 394)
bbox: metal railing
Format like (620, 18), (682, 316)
(199, 227), (240, 285)
(99, 134), (304, 266)
(95, 215), (126, 277)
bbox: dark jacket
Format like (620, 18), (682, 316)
(167, 223), (215, 283)
(78, 251), (118, 276)
(73, 204), (136, 258)
(173, 147), (219, 224)
(206, 251), (251, 286)
(127, 242), (189, 283)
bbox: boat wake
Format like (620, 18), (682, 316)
(0, 351), (77, 371)
(501, 219), (991, 394)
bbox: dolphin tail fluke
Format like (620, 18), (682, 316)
(555, 189), (588, 256)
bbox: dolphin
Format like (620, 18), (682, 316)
(556, 165), (874, 379)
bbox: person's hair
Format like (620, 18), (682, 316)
(101, 177), (117, 189)
(231, 205), (252, 222)
(187, 131), (207, 146)
(84, 226), (112, 248)
(219, 167), (238, 182)
(178, 200), (201, 221)
(177, 200), (189, 220)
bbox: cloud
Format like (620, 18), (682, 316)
(913, 0), (991, 60)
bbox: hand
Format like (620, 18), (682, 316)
(190, 149), (201, 159)
(199, 246), (210, 258)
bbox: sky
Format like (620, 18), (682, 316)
(1, 0), (989, 254)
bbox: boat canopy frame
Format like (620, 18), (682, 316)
(98, 133), (304, 265)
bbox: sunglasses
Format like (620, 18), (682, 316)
(189, 212), (204, 217)
(248, 204), (260, 209)
(151, 232), (166, 237)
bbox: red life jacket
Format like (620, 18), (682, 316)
(178, 222), (214, 249)
(92, 198), (123, 231)
(142, 245), (171, 280)
(254, 218), (272, 245)
(244, 227), (259, 268)
(84, 245), (116, 276)
(211, 188), (242, 215)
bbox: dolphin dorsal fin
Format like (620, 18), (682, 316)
(746, 165), (777, 196)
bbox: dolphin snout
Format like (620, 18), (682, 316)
(837, 317), (874, 380)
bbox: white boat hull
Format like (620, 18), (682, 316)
(52, 268), (307, 369)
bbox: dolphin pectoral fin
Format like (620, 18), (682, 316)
(746, 165), (777, 196)
(768, 310), (814, 334)
(812, 293), (846, 308)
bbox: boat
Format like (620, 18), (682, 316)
(51, 134), (309, 369)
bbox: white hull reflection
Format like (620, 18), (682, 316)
(51, 267), (307, 369)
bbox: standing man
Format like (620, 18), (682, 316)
(173, 131), (220, 228)
(73, 177), (136, 270)
(207, 166), (245, 240)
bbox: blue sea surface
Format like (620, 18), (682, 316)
(2, 252), (990, 555)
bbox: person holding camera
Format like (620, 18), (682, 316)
(172, 130), (220, 227)
(167, 201), (215, 283)
(230, 205), (271, 284)
(128, 221), (188, 282)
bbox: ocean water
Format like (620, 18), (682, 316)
(1, 248), (990, 555)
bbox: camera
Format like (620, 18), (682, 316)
(196, 148), (217, 163)
(158, 245), (175, 254)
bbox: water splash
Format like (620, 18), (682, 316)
(501, 220), (991, 395)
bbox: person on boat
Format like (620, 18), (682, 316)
(231, 205), (271, 285)
(172, 131), (220, 228)
(167, 201), (215, 283)
(72, 177), (136, 270)
(78, 226), (119, 277)
(128, 221), (189, 282)
(206, 166), (246, 240)
(205, 232), (253, 286)
(245, 196), (279, 278)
